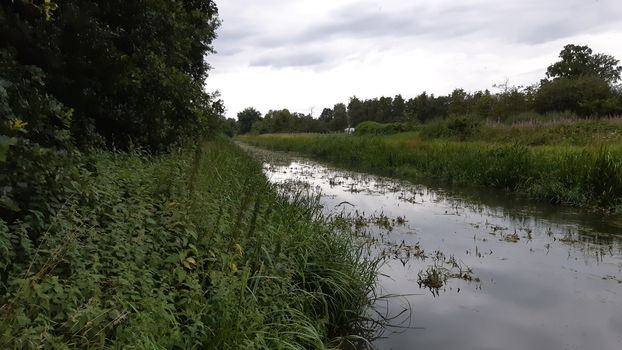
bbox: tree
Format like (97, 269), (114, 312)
(546, 44), (622, 84)
(347, 97), (364, 127)
(448, 89), (469, 116)
(1, 0), (222, 151)
(237, 107), (262, 134)
(318, 108), (333, 125)
(377, 96), (393, 122)
(331, 103), (348, 131)
(392, 94), (406, 121)
(535, 75), (616, 116)
(473, 90), (494, 118)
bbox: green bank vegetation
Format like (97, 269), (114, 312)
(1, 2), (377, 348)
(1, 141), (377, 348)
(238, 122), (622, 210)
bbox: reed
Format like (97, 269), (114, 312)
(238, 133), (622, 210)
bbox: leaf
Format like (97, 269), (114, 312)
(233, 243), (244, 256)
(0, 196), (20, 212)
(183, 256), (197, 269)
(0, 135), (17, 162)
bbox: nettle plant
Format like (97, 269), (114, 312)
(0, 50), (83, 225)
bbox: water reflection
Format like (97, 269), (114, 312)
(241, 143), (622, 350)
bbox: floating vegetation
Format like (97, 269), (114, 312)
(335, 210), (409, 233)
(602, 275), (622, 284)
(417, 251), (480, 296)
(503, 232), (521, 243)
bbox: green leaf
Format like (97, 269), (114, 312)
(0, 135), (17, 162)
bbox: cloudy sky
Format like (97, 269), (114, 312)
(208, 0), (622, 119)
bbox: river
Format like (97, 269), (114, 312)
(241, 144), (622, 350)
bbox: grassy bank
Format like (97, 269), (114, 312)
(0, 141), (376, 349)
(416, 117), (622, 146)
(238, 133), (622, 210)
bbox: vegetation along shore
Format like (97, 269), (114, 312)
(238, 118), (622, 211)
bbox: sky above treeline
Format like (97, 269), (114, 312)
(209, 0), (622, 119)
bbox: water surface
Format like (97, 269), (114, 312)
(242, 144), (622, 350)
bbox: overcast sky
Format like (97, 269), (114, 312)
(208, 0), (622, 119)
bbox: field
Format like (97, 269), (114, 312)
(0, 141), (377, 349)
(238, 119), (622, 210)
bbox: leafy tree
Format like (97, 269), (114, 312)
(1, 0), (222, 151)
(535, 75), (617, 116)
(221, 117), (238, 137)
(318, 108), (333, 125)
(473, 90), (495, 118)
(392, 94), (406, 121)
(377, 96), (393, 123)
(448, 89), (469, 116)
(237, 107), (262, 134)
(546, 44), (622, 84)
(331, 103), (348, 131)
(347, 97), (365, 127)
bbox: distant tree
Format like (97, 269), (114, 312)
(546, 44), (622, 84)
(448, 89), (469, 116)
(473, 90), (494, 118)
(392, 94), (406, 121)
(347, 97), (365, 127)
(492, 85), (529, 119)
(221, 117), (238, 137)
(237, 107), (262, 134)
(535, 75), (617, 116)
(331, 103), (348, 131)
(319, 108), (333, 124)
(377, 96), (393, 122)
(263, 109), (294, 133)
(412, 92), (448, 123)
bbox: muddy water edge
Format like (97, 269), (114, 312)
(239, 143), (622, 350)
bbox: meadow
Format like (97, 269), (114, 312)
(238, 118), (622, 210)
(0, 141), (377, 349)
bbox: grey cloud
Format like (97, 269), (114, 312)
(249, 52), (327, 68)
(221, 0), (622, 51)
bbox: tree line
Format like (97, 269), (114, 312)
(236, 44), (622, 135)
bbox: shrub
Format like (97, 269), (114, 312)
(355, 121), (416, 136)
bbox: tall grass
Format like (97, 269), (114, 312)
(415, 117), (622, 146)
(0, 140), (378, 349)
(238, 134), (622, 210)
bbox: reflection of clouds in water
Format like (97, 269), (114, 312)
(241, 143), (622, 350)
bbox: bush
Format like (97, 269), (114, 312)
(535, 76), (619, 116)
(419, 117), (481, 140)
(354, 121), (416, 136)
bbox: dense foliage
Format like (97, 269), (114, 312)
(1, 0), (223, 229)
(1, 0), (222, 151)
(241, 44), (622, 135)
(0, 141), (376, 348)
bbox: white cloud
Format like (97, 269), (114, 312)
(207, 0), (622, 118)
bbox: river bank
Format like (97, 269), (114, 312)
(0, 140), (376, 349)
(238, 132), (622, 210)
(241, 143), (622, 350)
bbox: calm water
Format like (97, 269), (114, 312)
(241, 144), (622, 350)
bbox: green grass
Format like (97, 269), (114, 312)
(237, 132), (622, 210)
(0, 140), (377, 349)
(415, 117), (622, 146)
